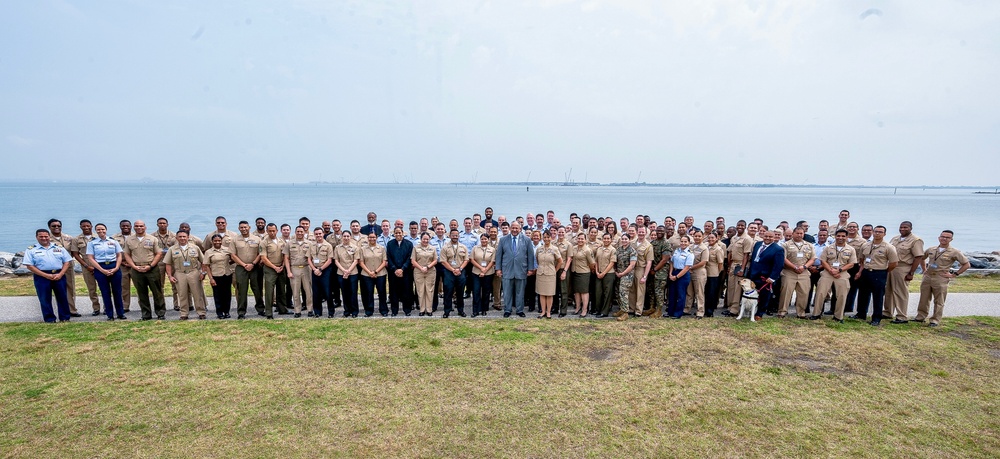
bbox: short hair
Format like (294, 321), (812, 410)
(295, 226), (306, 232)
(36, 228), (50, 236)
(835, 229), (848, 235)
(211, 234), (223, 241)
(819, 219), (828, 224)
(874, 225), (887, 232)
(239, 220), (249, 226)
(280, 223), (291, 229)
(176, 230), (189, 236)
(266, 223), (277, 229)
(119, 219), (131, 225)
(256, 217), (266, 223)
(796, 220), (807, 227)
(350, 220), (360, 225)
(157, 217), (168, 224)
(409, 221), (418, 226)
(94, 223), (107, 230)
(449, 228), (459, 235)
(216, 216), (226, 221)
(942, 230), (954, 235)
(80, 219), (91, 225)
(500, 222), (510, 228)
(47, 218), (61, 227)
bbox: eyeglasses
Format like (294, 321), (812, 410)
(50, 225), (61, 228)
(216, 222), (226, 225)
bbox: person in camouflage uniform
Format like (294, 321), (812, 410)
(614, 234), (637, 321)
(645, 225), (672, 318)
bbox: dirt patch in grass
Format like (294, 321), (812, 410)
(586, 348), (619, 362)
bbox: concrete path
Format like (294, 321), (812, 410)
(0, 294), (996, 323)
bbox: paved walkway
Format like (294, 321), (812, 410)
(0, 294), (996, 323)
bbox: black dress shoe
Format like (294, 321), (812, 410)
(870, 320), (881, 326)
(141, 317), (152, 321)
(721, 311), (736, 317)
(558, 313), (566, 317)
(70, 313), (82, 317)
(516, 312), (526, 317)
(404, 312), (411, 316)
(117, 315), (127, 320)
(92, 311), (102, 316)
(266, 315), (274, 319)
(503, 312), (511, 318)
(157, 316), (165, 320)
(457, 312), (467, 317)
(381, 313), (388, 317)
(237, 315), (245, 320)
(173, 306), (180, 311)
(443, 312), (450, 318)
(106, 317), (114, 321)
(293, 313), (301, 318)
(849, 314), (865, 320)
(809, 315), (821, 320)
(307, 311), (315, 317)
(890, 319), (909, 324)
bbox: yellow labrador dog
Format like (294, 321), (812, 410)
(735, 278), (759, 322)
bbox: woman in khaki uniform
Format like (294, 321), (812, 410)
(593, 233), (617, 317)
(470, 233), (496, 316)
(358, 232), (388, 317)
(564, 233), (596, 317)
(203, 234), (234, 319)
(703, 232), (726, 317)
(684, 231), (710, 318)
(534, 230), (563, 319)
(333, 231), (360, 318)
(411, 232), (438, 316)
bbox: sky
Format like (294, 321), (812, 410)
(2, 0), (999, 186)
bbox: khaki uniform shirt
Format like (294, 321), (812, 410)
(359, 244), (387, 277)
(595, 245), (617, 275)
(890, 235), (925, 266)
(165, 244), (204, 273)
(633, 239), (654, 274)
(820, 245), (858, 270)
(203, 247), (233, 276)
(690, 242), (708, 275)
(534, 244), (562, 276)
(783, 240), (815, 273)
(440, 241), (469, 272)
(860, 241), (899, 270)
(411, 245), (438, 270)
(124, 234), (162, 266)
(153, 231), (176, 264)
(74, 233), (96, 261)
(923, 246), (968, 276)
(311, 241), (334, 268)
(203, 230), (238, 251)
(728, 233), (753, 264)
(471, 245), (496, 276)
(847, 237), (866, 256)
(283, 239), (313, 268)
(334, 244), (359, 276)
(258, 237), (286, 268)
(568, 245), (596, 274)
(232, 235), (262, 264)
(706, 242), (726, 277)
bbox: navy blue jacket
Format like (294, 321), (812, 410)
(386, 239), (413, 272)
(747, 240), (785, 282)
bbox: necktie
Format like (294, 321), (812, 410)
(512, 236), (517, 253)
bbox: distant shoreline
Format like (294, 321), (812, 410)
(1, 180), (998, 190)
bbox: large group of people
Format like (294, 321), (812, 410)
(24, 208), (970, 328)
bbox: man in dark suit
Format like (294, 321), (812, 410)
(746, 229), (785, 321)
(386, 227), (414, 316)
(360, 212), (380, 236)
(495, 222), (535, 317)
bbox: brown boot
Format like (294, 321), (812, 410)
(612, 309), (626, 318)
(616, 312), (628, 321)
(641, 308), (655, 316)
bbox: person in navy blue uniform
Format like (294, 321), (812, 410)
(666, 235), (695, 318)
(746, 229), (786, 321)
(23, 229), (74, 323)
(386, 227), (414, 316)
(86, 223), (127, 320)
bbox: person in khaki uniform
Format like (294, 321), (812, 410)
(72, 219), (101, 315)
(916, 230), (971, 326)
(152, 218), (178, 310)
(593, 233), (617, 317)
(164, 231), (207, 320)
(310, 228), (336, 317)
(683, 230), (709, 317)
(725, 221), (754, 316)
(554, 227), (573, 317)
(470, 233), (496, 316)
(111, 219), (133, 311)
(283, 226), (314, 318)
(258, 224), (286, 319)
(48, 219), (82, 316)
(628, 226), (654, 316)
(333, 231), (361, 318)
(566, 233), (596, 317)
(856, 225), (899, 325)
(440, 229), (470, 318)
(779, 227), (816, 318)
(810, 229), (857, 322)
(704, 232), (726, 317)
(203, 216), (238, 251)
(534, 230), (563, 319)
(230, 221), (262, 319)
(884, 221), (924, 323)
(204, 234), (234, 319)
(411, 232), (438, 316)
(123, 220), (165, 320)
(358, 232), (388, 317)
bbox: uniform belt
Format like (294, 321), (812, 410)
(39, 269), (60, 274)
(294, 265), (306, 268)
(134, 263), (152, 267)
(97, 261), (116, 265)
(865, 268), (887, 272)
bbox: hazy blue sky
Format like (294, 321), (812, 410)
(2, 1), (998, 185)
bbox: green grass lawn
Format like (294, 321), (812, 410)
(1, 317), (998, 458)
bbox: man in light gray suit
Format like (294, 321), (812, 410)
(495, 221), (535, 317)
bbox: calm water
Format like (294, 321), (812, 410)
(2, 182), (998, 252)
